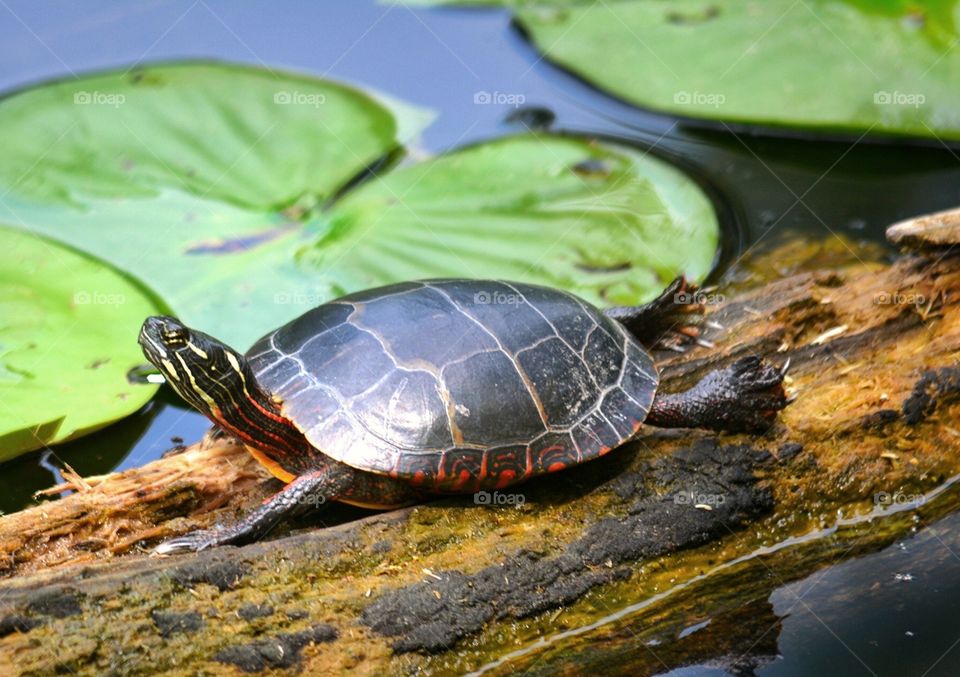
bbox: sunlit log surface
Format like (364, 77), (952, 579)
(1, 234), (958, 675)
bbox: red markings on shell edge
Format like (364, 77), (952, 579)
(412, 470), (426, 486)
(495, 469), (516, 489)
(548, 461), (567, 473)
(453, 469), (472, 491)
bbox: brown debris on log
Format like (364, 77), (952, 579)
(0, 432), (267, 577)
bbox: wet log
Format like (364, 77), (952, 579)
(1, 234), (958, 675)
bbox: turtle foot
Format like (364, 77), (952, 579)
(655, 277), (712, 353)
(648, 355), (790, 434)
(605, 277), (709, 352)
(704, 356), (790, 432)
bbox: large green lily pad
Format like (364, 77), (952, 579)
(1, 62), (718, 352)
(311, 134), (718, 306)
(0, 227), (163, 460)
(407, 0), (960, 142)
(0, 61), (427, 211)
(0, 62), (431, 350)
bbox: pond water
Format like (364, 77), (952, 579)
(2, 2), (959, 674)
(761, 509), (960, 676)
(474, 485), (960, 676)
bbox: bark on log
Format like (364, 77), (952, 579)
(1, 235), (958, 675)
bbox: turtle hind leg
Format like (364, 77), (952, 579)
(604, 276), (708, 352)
(154, 464), (358, 554)
(646, 356), (789, 433)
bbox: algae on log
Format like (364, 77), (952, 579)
(1, 235), (959, 675)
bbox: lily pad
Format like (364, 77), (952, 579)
(310, 134), (719, 306)
(410, 0), (960, 141)
(0, 227), (163, 459)
(0, 61), (428, 211)
(0, 62), (432, 349)
(1, 62), (717, 353)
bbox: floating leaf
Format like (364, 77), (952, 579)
(407, 0), (960, 141)
(0, 62), (432, 349)
(1, 62), (717, 353)
(0, 227), (162, 459)
(308, 134), (719, 306)
(0, 61), (428, 210)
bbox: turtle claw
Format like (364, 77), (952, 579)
(153, 529), (223, 555)
(647, 355), (790, 433)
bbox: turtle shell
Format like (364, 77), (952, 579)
(246, 280), (658, 492)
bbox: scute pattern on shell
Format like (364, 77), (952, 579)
(246, 280), (658, 491)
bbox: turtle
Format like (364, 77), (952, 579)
(139, 278), (789, 554)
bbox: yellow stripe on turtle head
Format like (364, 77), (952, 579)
(185, 341), (208, 359)
(225, 351), (246, 384)
(174, 352), (222, 412)
(160, 358), (179, 381)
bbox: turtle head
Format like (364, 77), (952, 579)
(139, 316), (258, 421)
(139, 316), (308, 462)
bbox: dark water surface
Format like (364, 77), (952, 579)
(760, 509), (960, 677)
(477, 498), (960, 676)
(2, 2), (959, 674)
(664, 509), (960, 677)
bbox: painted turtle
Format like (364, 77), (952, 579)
(139, 278), (788, 553)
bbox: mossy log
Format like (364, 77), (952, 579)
(1, 235), (958, 675)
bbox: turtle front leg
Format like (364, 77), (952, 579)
(646, 356), (789, 433)
(153, 464), (357, 554)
